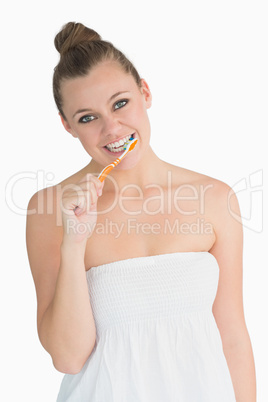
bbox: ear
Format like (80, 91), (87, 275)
(140, 79), (152, 109)
(59, 113), (78, 138)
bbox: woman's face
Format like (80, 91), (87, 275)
(60, 61), (152, 169)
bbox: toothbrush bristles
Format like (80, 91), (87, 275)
(123, 136), (134, 150)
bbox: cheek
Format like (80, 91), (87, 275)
(76, 122), (100, 139)
(127, 103), (148, 126)
(76, 129), (98, 149)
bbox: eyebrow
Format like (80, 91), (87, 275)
(72, 91), (130, 118)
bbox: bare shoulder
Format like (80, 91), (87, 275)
(165, 162), (241, 230)
(26, 170), (84, 264)
(184, 167), (241, 225)
(26, 185), (63, 272)
(166, 162), (234, 199)
(27, 163), (91, 224)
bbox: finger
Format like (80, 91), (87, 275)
(61, 175), (103, 216)
(79, 173), (104, 196)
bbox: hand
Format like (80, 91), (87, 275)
(60, 174), (104, 243)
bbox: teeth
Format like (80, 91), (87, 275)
(105, 134), (133, 151)
(110, 146), (124, 152)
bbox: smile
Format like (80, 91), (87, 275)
(104, 134), (135, 153)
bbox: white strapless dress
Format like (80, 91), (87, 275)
(56, 252), (236, 401)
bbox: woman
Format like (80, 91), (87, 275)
(26, 22), (256, 401)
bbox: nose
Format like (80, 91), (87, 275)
(101, 114), (122, 138)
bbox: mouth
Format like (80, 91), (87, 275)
(104, 133), (135, 154)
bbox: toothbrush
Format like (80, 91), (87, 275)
(98, 137), (138, 182)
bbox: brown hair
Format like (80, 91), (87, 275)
(53, 22), (142, 120)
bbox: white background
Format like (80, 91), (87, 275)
(2, 0), (267, 400)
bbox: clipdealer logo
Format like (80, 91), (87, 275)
(5, 169), (264, 235)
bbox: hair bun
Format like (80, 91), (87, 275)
(54, 22), (102, 56)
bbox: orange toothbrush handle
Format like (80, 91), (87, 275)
(98, 158), (121, 182)
(98, 165), (114, 182)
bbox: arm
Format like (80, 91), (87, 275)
(208, 181), (256, 401)
(40, 240), (96, 374)
(26, 176), (103, 374)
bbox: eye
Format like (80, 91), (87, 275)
(79, 115), (95, 124)
(114, 99), (128, 110)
